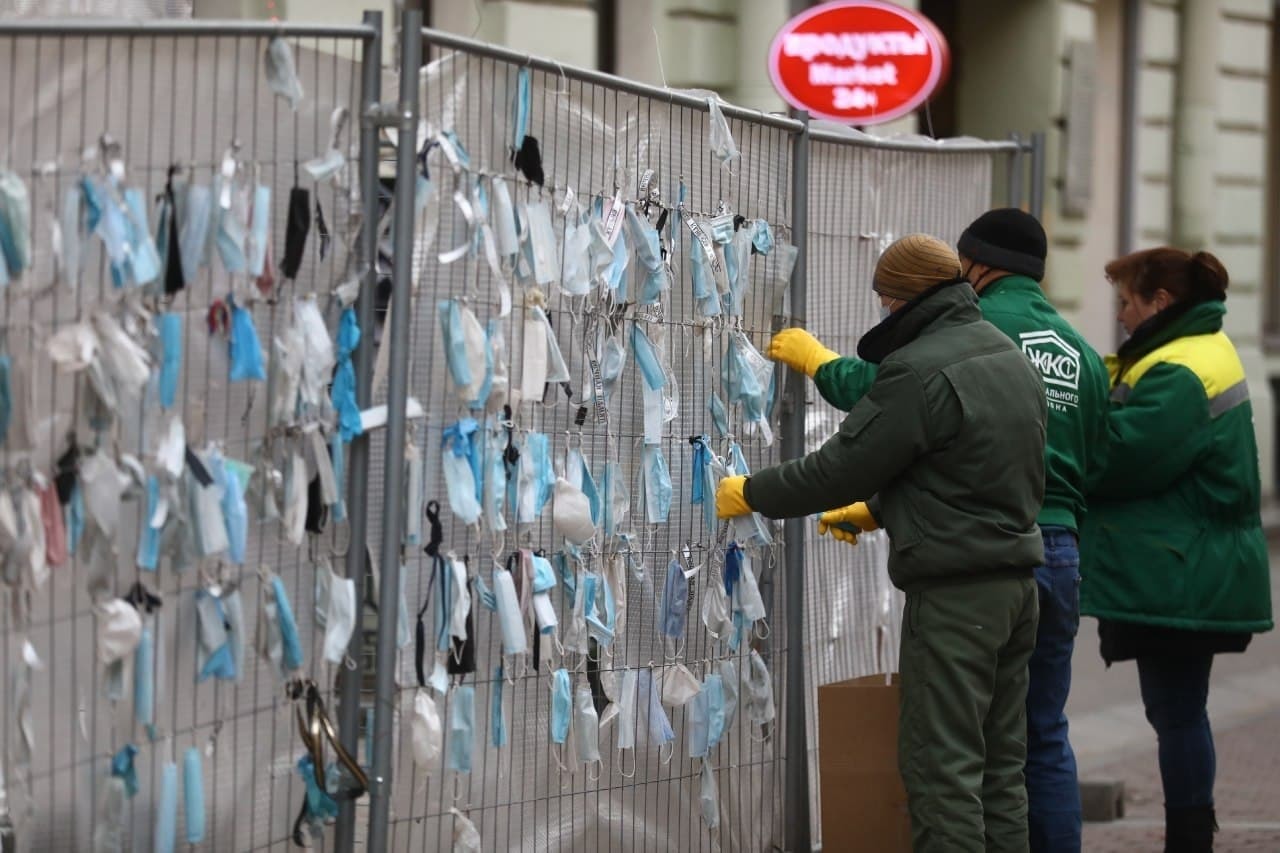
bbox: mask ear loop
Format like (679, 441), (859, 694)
(550, 742), (571, 773)
(658, 740), (674, 765)
(586, 758), (603, 782)
(616, 747), (636, 778)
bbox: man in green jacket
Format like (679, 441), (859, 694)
(774, 210), (1110, 852)
(717, 233), (1046, 852)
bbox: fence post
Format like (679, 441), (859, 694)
(1006, 131), (1025, 209)
(783, 110), (813, 853)
(366, 8), (421, 851)
(1029, 130), (1046, 222)
(335, 9), (382, 853)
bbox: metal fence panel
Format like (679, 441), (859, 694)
(363, 31), (796, 853)
(0, 22), (376, 852)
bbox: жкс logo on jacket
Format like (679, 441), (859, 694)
(1020, 330), (1080, 412)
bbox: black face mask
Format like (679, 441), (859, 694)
(281, 185), (311, 280)
(163, 166), (185, 295)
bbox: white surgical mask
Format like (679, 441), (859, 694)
(410, 688), (443, 769)
(322, 570), (356, 665)
(552, 476), (595, 545)
(660, 663), (701, 708)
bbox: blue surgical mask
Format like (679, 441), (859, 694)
(658, 558), (688, 645)
(154, 760), (178, 853)
(247, 184), (271, 277)
(880, 304), (892, 321)
(330, 434), (347, 523)
(631, 323), (667, 391)
(600, 461), (629, 538)
(625, 205), (666, 305)
(136, 476), (161, 571)
(574, 684), (602, 769)
(637, 669), (675, 752)
(704, 673), (727, 749)
(267, 573), (305, 674)
(219, 456), (251, 566)
(690, 231), (721, 318)
(605, 226), (629, 296)
(642, 446), (672, 525)
(227, 298), (266, 383)
(722, 332), (774, 445)
(579, 453), (601, 526)
(442, 419), (482, 525)
(157, 312), (183, 410)
(516, 431), (554, 524)
(723, 228), (753, 317)
(751, 219), (775, 255)
(0, 170), (31, 279)
(332, 307), (363, 442)
(512, 67), (532, 151)
(598, 334), (626, 405)
(492, 665), (508, 748)
(0, 355), (11, 444)
(134, 625), (154, 728)
(483, 427), (508, 533)
(687, 687), (709, 759)
(123, 188), (162, 286)
(110, 743), (140, 798)
(700, 759), (720, 830)
(212, 178), (248, 276)
(531, 554), (557, 594)
(642, 382), (664, 446)
(708, 393), (729, 438)
(447, 684), (476, 774)
(183, 747), (206, 844)
(177, 183), (212, 285)
(719, 660), (740, 734)
(580, 574), (614, 647)
(550, 668), (572, 745)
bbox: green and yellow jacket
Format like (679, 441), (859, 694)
(1080, 300), (1273, 634)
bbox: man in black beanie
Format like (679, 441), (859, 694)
(774, 209), (1110, 852)
(955, 209), (1109, 852)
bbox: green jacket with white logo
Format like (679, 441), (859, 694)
(812, 274), (1110, 533)
(1079, 300), (1273, 633)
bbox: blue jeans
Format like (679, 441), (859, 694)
(1026, 526), (1082, 852)
(1137, 654), (1215, 809)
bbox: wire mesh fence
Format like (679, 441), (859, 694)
(0, 11), (1028, 853)
(0, 20), (378, 852)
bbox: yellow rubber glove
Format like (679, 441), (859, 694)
(817, 501), (879, 543)
(715, 475), (752, 519)
(766, 328), (839, 378)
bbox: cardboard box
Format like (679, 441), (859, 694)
(818, 673), (912, 852)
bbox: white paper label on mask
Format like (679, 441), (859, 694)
(601, 191), (624, 247)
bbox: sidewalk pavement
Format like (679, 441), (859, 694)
(1081, 706), (1280, 851)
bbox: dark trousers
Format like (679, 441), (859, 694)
(899, 575), (1039, 852)
(1026, 527), (1082, 852)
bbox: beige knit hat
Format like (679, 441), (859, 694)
(873, 234), (963, 301)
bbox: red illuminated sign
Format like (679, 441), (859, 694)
(768, 1), (951, 125)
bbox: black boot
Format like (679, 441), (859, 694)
(1164, 805), (1218, 853)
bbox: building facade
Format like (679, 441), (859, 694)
(192, 0), (1276, 496)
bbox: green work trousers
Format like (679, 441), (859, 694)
(898, 575), (1039, 852)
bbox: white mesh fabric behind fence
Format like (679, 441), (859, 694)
(801, 130), (1006, 845)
